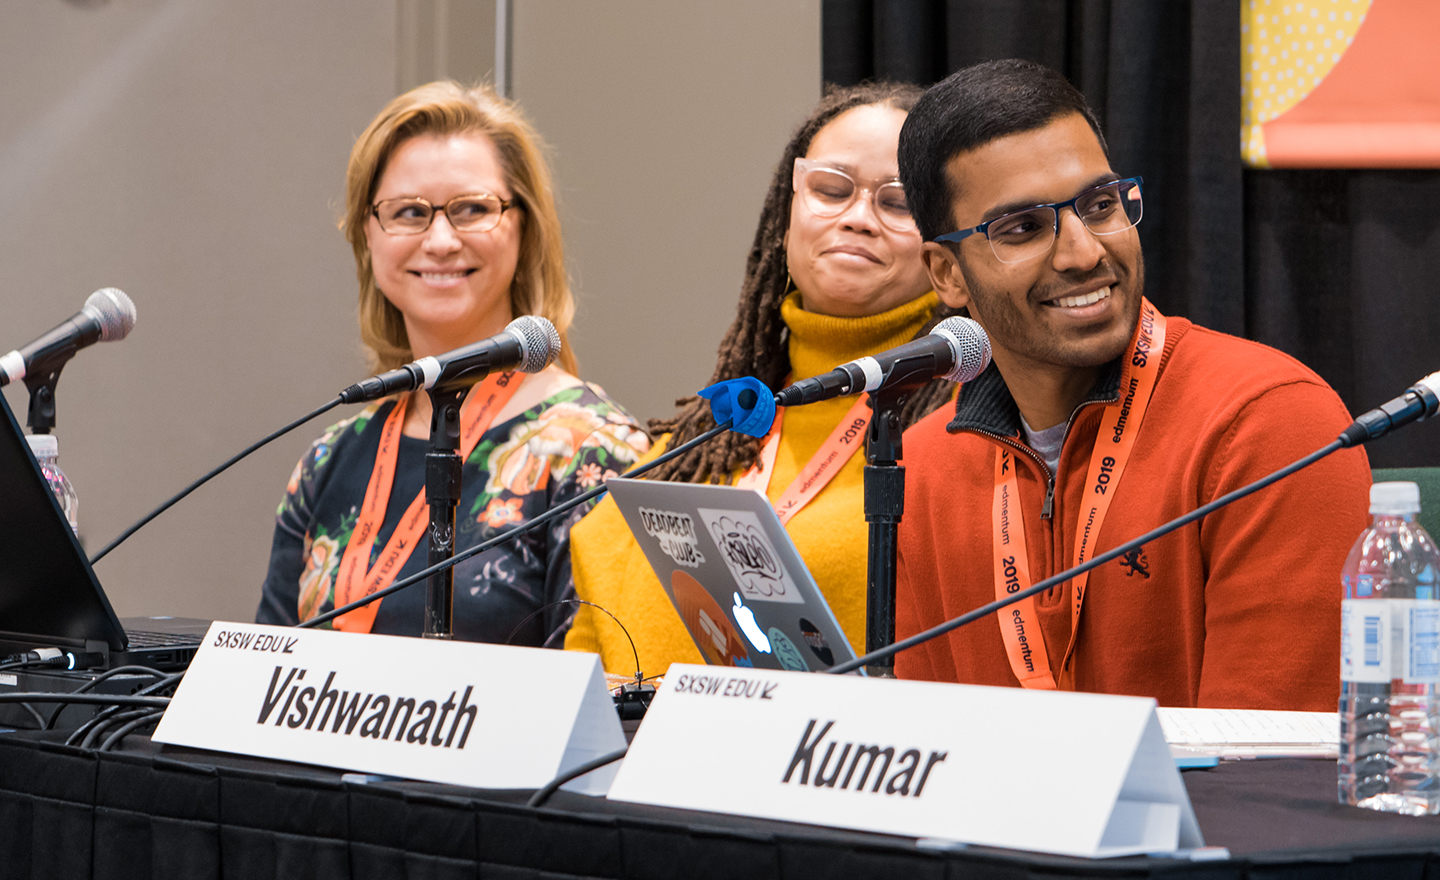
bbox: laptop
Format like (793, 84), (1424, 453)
(0, 391), (203, 670)
(605, 477), (858, 673)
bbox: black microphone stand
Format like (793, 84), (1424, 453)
(863, 385), (908, 678)
(24, 361), (68, 435)
(423, 385), (467, 639)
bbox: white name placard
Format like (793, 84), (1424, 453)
(607, 665), (1202, 858)
(153, 622), (625, 794)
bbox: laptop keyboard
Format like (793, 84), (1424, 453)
(125, 629), (202, 647)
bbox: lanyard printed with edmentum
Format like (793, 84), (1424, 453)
(734, 394), (872, 526)
(993, 298), (1168, 689)
(329, 372), (523, 633)
(992, 447), (1057, 689)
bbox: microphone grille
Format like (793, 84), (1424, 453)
(82, 288), (136, 342)
(506, 315), (562, 373)
(932, 316), (991, 384)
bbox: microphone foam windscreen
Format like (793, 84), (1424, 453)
(933, 316), (991, 384)
(507, 315), (561, 372)
(83, 288), (136, 342)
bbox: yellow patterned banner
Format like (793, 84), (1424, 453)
(1242, 0), (1440, 168)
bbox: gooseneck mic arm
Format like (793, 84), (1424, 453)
(298, 419), (737, 630)
(827, 366), (1440, 676)
(1339, 370), (1440, 447)
(89, 321), (563, 565)
(90, 397), (343, 564)
(826, 437), (1346, 675)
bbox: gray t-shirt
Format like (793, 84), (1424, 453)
(1020, 415), (1067, 475)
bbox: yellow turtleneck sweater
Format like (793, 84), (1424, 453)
(564, 290), (940, 676)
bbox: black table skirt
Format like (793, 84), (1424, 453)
(3, 732), (1440, 879)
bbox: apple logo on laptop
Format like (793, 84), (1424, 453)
(732, 592), (771, 654)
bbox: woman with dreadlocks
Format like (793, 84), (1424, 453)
(565, 83), (959, 676)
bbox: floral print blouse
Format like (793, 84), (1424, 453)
(256, 383), (650, 646)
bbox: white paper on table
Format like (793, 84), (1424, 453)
(1157, 708), (1338, 759)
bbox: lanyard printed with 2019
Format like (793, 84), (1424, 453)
(734, 392), (873, 523)
(993, 299), (1167, 690)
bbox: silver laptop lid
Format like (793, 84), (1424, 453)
(605, 477), (857, 673)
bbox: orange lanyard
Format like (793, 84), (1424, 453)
(734, 394), (872, 525)
(327, 372), (524, 633)
(994, 299), (1168, 689)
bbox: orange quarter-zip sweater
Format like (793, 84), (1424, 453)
(895, 310), (1371, 710)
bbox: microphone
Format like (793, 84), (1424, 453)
(339, 315), (561, 404)
(775, 316), (991, 407)
(1339, 370), (1440, 447)
(0, 288), (136, 387)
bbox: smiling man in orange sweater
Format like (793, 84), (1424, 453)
(891, 59), (1370, 710)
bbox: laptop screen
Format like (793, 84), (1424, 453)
(0, 391), (127, 652)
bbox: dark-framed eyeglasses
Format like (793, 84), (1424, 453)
(933, 177), (1143, 264)
(792, 158), (916, 233)
(370, 193), (518, 235)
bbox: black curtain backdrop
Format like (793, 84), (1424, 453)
(823, 0), (1439, 467)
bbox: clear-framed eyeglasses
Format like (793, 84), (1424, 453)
(932, 177), (1144, 264)
(370, 193), (518, 235)
(792, 158), (916, 233)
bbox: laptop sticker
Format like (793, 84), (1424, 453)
(696, 508), (802, 604)
(671, 571), (750, 667)
(639, 507), (705, 568)
(767, 627), (809, 671)
(798, 617), (835, 666)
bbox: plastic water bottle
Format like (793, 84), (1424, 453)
(1339, 481), (1440, 814)
(26, 433), (79, 535)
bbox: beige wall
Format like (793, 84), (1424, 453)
(0, 0), (819, 624)
(511, 1), (820, 420)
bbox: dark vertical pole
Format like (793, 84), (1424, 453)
(863, 387), (907, 677)
(424, 386), (466, 639)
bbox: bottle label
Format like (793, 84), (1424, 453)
(1341, 598), (1440, 683)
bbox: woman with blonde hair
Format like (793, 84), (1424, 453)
(257, 82), (649, 645)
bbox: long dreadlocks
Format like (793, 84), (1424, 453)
(647, 82), (962, 484)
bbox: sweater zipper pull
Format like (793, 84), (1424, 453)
(1041, 477), (1055, 520)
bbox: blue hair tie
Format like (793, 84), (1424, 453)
(697, 377), (776, 438)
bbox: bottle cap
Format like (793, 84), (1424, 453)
(1370, 481), (1421, 515)
(25, 433), (57, 458)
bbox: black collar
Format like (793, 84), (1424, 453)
(946, 358), (1124, 437)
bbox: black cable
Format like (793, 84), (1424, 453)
(89, 396), (344, 564)
(827, 438), (1347, 675)
(526, 746), (629, 809)
(504, 599), (642, 678)
(16, 702), (45, 729)
(299, 420), (734, 630)
(0, 692), (169, 708)
(61, 672), (182, 746)
(42, 665), (168, 731)
(77, 707), (157, 749)
(66, 707), (122, 747)
(98, 708), (166, 752)
(45, 668), (179, 732)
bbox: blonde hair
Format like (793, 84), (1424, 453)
(343, 81), (578, 374)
